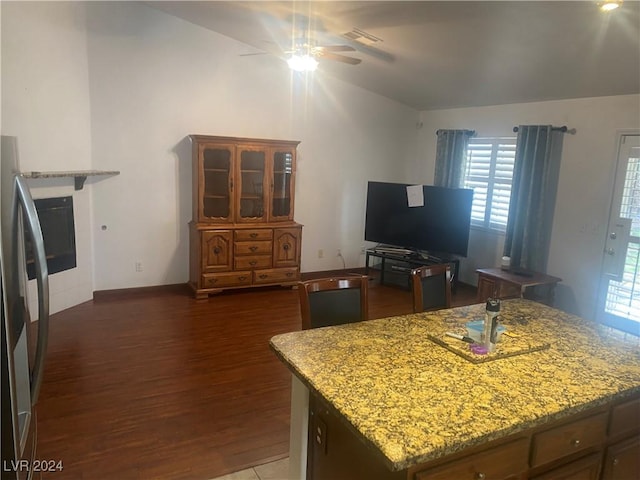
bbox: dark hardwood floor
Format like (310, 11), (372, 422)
(35, 274), (476, 480)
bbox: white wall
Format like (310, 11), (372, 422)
(2, 2), (419, 298)
(1, 2), (94, 315)
(417, 95), (640, 318)
(84, 2), (418, 288)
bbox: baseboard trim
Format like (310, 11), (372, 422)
(92, 275), (475, 301)
(93, 283), (191, 301)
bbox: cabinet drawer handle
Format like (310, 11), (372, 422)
(213, 247), (222, 254)
(259, 274), (268, 279)
(613, 458), (619, 467)
(238, 276), (247, 281)
(250, 261), (257, 266)
(283, 243), (291, 251)
(286, 272), (293, 277)
(250, 233), (258, 238)
(475, 473), (486, 480)
(250, 246), (258, 252)
(571, 439), (581, 447)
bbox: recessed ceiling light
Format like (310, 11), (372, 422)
(600, 1), (622, 11)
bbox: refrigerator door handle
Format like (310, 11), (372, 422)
(15, 175), (49, 406)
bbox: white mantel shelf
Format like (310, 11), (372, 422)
(22, 170), (120, 190)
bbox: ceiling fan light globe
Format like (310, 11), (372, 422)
(600, 1), (621, 11)
(287, 54), (318, 72)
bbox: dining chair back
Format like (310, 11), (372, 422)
(411, 264), (452, 313)
(298, 275), (369, 330)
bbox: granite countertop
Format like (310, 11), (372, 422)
(270, 299), (640, 471)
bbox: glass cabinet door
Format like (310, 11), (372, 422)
(201, 145), (233, 222)
(237, 147), (267, 222)
(270, 148), (295, 222)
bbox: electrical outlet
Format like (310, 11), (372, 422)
(314, 417), (328, 454)
(317, 249), (324, 259)
(135, 261), (143, 272)
(360, 245), (366, 255)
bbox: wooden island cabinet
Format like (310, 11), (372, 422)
(189, 135), (302, 298)
(306, 389), (639, 480)
(270, 299), (640, 480)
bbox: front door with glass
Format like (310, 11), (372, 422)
(597, 133), (640, 336)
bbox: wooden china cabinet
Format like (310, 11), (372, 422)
(188, 135), (302, 299)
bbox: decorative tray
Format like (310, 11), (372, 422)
(427, 333), (550, 364)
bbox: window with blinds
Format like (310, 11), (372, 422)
(463, 138), (516, 232)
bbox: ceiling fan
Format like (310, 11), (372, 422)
(238, 8), (362, 71)
(291, 42), (362, 65)
(242, 39), (362, 71)
(285, 40), (361, 71)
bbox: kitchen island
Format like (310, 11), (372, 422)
(270, 299), (640, 480)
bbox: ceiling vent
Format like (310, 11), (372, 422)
(342, 28), (383, 46)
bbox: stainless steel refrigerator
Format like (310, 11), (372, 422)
(1, 135), (50, 479)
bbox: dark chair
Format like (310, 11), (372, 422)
(298, 275), (369, 330)
(410, 264), (452, 313)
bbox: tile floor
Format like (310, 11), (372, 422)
(209, 457), (289, 480)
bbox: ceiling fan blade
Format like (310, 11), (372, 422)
(239, 52), (269, 57)
(318, 51), (362, 65)
(316, 45), (356, 52)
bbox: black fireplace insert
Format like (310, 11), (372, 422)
(25, 196), (77, 280)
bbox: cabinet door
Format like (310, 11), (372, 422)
(201, 230), (232, 272)
(477, 276), (498, 303)
(199, 143), (234, 223)
(269, 146), (296, 222)
(235, 145), (268, 223)
(602, 436), (640, 480)
(531, 453), (601, 480)
(273, 228), (301, 267)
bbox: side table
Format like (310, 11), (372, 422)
(476, 268), (562, 306)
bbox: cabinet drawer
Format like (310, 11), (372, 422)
(202, 272), (251, 289)
(234, 255), (272, 270)
(235, 241), (272, 255)
(608, 397), (640, 438)
(530, 412), (608, 467)
(499, 282), (521, 299)
(415, 437), (529, 480)
(235, 229), (273, 241)
(253, 267), (299, 284)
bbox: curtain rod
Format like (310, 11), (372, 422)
(512, 125), (568, 133)
(435, 129), (476, 136)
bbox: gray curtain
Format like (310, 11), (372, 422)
(434, 129), (475, 188)
(503, 125), (564, 273)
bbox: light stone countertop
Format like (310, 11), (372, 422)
(270, 299), (640, 471)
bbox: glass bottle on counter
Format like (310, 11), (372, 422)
(484, 298), (500, 352)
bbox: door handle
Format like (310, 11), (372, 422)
(16, 175), (49, 406)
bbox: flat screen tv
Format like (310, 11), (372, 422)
(364, 181), (473, 257)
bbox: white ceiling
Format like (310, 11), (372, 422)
(150, 1), (640, 110)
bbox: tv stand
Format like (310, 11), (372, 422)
(365, 249), (460, 293)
